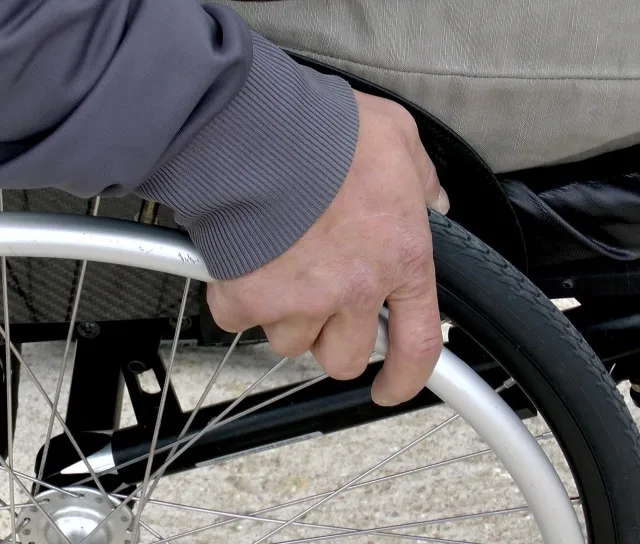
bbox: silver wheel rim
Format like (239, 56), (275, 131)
(0, 210), (585, 543)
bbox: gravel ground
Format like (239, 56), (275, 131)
(0, 311), (638, 543)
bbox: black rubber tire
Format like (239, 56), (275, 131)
(430, 211), (640, 543)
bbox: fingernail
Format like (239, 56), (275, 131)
(432, 187), (450, 215)
(371, 391), (399, 407)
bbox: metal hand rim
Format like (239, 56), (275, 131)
(0, 211), (584, 543)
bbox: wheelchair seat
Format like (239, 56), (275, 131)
(499, 144), (640, 297)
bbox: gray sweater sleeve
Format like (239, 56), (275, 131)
(0, 0), (359, 280)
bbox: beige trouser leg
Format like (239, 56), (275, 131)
(219, 0), (640, 172)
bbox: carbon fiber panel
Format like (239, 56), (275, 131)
(0, 189), (200, 324)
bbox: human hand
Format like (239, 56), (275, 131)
(207, 90), (449, 406)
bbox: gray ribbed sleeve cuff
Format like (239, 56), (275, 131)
(135, 32), (359, 280)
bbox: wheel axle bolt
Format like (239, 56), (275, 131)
(77, 321), (100, 339)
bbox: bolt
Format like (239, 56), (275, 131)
(169, 316), (192, 332)
(127, 360), (148, 374)
(77, 321), (100, 339)
(561, 278), (574, 290)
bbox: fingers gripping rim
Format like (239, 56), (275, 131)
(376, 315), (583, 543)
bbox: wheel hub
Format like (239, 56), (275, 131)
(16, 487), (133, 544)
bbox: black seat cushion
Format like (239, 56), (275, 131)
(500, 144), (640, 269)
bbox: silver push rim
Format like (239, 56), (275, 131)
(0, 210), (584, 543)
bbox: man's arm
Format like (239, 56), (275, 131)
(0, 0), (358, 279)
(0, 0), (446, 406)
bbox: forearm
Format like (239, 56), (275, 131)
(136, 32), (358, 279)
(0, 1), (359, 280)
(0, 0), (252, 196)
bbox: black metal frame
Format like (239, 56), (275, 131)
(15, 315), (534, 492)
(4, 290), (635, 493)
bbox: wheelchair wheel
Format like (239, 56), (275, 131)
(0, 208), (638, 543)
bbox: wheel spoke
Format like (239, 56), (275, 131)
(140, 520), (163, 540)
(35, 197), (100, 495)
(0, 502), (34, 512)
(1, 190), (17, 544)
(158, 354), (292, 472)
(170, 332), (242, 457)
(353, 431), (553, 489)
(1, 516), (30, 544)
(81, 357), (320, 542)
(71, 369), (325, 487)
(250, 413), (461, 544)
(261, 430), (554, 516)
(130, 278), (191, 542)
(176, 332), (243, 445)
(116, 494), (479, 544)
(0, 465), (81, 497)
(0, 455), (73, 544)
(0, 329), (117, 511)
(134, 381), (540, 541)
(162, 428), (554, 542)
(268, 498), (581, 544)
(139, 332), (243, 510)
(274, 535), (480, 544)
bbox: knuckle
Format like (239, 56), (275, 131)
(319, 356), (368, 381)
(398, 234), (433, 275)
(212, 314), (243, 333)
(302, 270), (341, 316)
(206, 287), (245, 333)
(406, 331), (443, 360)
(310, 295), (336, 321)
(268, 336), (308, 358)
(400, 110), (420, 139)
(265, 320), (319, 358)
(390, 105), (420, 145)
(345, 265), (381, 312)
(386, 101), (417, 132)
(312, 333), (371, 381)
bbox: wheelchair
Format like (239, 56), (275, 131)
(0, 57), (638, 543)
